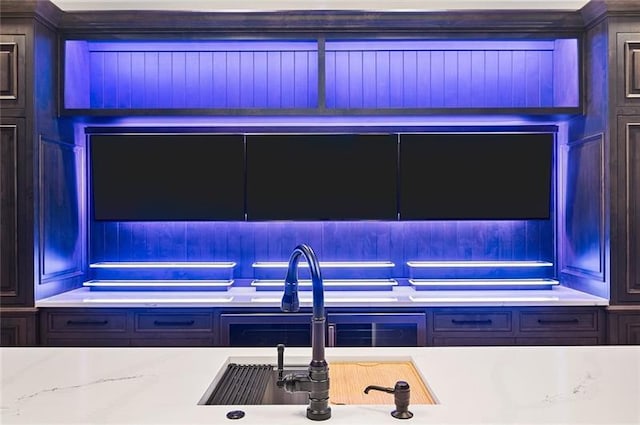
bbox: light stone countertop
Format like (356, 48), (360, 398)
(35, 286), (608, 308)
(1, 345), (639, 424)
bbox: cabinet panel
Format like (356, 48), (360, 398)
(616, 118), (640, 303)
(519, 310), (599, 332)
(608, 311), (640, 344)
(46, 338), (130, 347)
(48, 311), (127, 333)
(433, 311), (511, 332)
(135, 312), (213, 332)
(432, 337), (515, 346)
(561, 134), (605, 281)
(0, 314), (37, 346)
(515, 337), (599, 346)
(130, 338), (213, 347)
(0, 123), (19, 301)
(220, 313), (312, 347)
(0, 35), (25, 111)
(620, 35), (640, 102)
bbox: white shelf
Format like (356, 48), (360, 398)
(89, 261), (237, 269)
(406, 260), (553, 268)
(252, 261), (395, 268)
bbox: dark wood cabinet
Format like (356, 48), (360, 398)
(614, 117), (640, 304)
(0, 118), (23, 305)
(0, 32), (26, 113)
(0, 308), (37, 346)
(40, 308), (218, 347)
(326, 313), (426, 347)
(607, 309), (640, 344)
(428, 307), (604, 346)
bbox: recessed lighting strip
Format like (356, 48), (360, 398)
(409, 279), (559, 287)
(409, 296), (560, 303)
(250, 297), (398, 303)
(89, 261), (237, 269)
(252, 261), (395, 268)
(406, 261), (553, 268)
(82, 297), (234, 303)
(83, 280), (234, 287)
(251, 279), (398, 287)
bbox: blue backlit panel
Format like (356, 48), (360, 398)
(325, 39), (579, 109)
(65, 40), (318, 109)
(90, 220), (554, 280)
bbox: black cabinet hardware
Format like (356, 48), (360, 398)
(153, 320), (195, 326)
(66, 320), (109, 326)
(451, 319), (493, 325)
(537, 318), (580, 325)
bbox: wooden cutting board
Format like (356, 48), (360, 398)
(329, 361), (435, 405)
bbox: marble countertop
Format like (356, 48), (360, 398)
(35, 285), (608, 308)
(1, 346), (638, 424)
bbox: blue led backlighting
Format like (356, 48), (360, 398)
(89, 262), (237, 268)
(252, 261), (395, 268)
(407, 261), (553, 268)
(65, 38), (577, 110)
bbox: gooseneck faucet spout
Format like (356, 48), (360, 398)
(278, 244), (331, 421)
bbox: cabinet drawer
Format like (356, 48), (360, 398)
(130, 338), (214, 347)
(432, 337), (515, 346)
(433, 312), (511, 332)
(46, 338), (130, 347)
(519, 311), (598, 332)
(49, 312), (127, 332)
(135, 313), (212, 332)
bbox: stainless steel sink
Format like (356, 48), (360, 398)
(200, 359), (437, 406)
(203, 363), (309, 405)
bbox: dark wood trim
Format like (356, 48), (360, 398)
(0, 1), (63, 31)
(59, 107), (583, 117)
(56, 10), (585, 34)
(582, 1), (640, 29)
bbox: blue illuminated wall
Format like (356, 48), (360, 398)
(90, 220), (554, 280)
(64, 38), (578, 111)
(59, 37), (576, 292)
(65, 40), (319, 109)
(325, 40), (578, 109)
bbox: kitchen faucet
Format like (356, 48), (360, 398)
(276, 244), (331, 421)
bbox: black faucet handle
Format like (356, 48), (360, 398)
(277, 344), (285, 381)
(276, 344), (286, 386)
(364, 381), (413, 420)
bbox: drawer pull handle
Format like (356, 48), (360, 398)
(537, 319), (580, 325)
(153, 320), (195, 326)
(66, 320), (109, 326)
(451, 319), (493, 325)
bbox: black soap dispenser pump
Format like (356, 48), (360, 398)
(364, 381), (413, 419)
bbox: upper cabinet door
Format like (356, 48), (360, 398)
(617, 32), (640, 106)
(615, 117), (640, 304)
(0, 33), (26, 113)
(0, 118), (26, 305)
